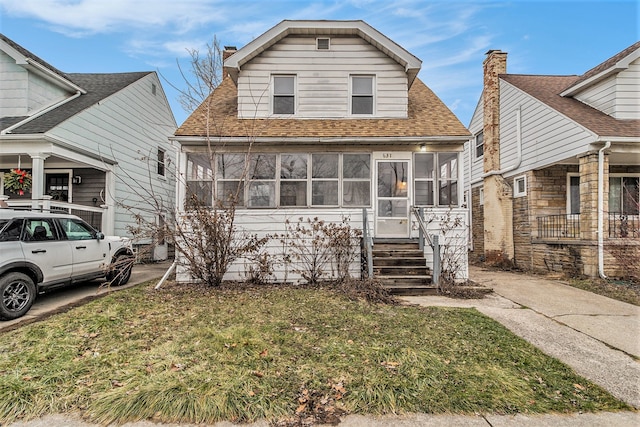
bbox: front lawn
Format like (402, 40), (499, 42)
(0, 281), (630, 425)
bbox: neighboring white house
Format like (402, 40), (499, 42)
(0, 34), (177, 260)
(465, 43), (640, 279)
(172, 20), (471, 284)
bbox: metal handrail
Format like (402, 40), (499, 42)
(362, 208), (374, 278)
(410, 206), (434, 249)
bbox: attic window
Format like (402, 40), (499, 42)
(151, 83), (157, 96)
(316, 38), (330, 50)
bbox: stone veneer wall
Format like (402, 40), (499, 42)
(512, 172), (532, 270)
(469, 186), (484, 263)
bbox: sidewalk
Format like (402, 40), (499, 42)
(405, 266), (640, 409)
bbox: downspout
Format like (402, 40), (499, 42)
(467, 136), (474, 250)
(598, 140), (611, 279)
(1, 91), (83, 135)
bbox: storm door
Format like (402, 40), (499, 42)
(375, 160), (410, 237)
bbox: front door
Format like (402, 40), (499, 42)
(45, 173), (70, 202)
(375, 160), (410, 237)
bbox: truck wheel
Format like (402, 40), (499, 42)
(108, 254), (133, 286)
(0, 272), (36, 320)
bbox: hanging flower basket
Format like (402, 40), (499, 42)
(3, 168), (32, 196)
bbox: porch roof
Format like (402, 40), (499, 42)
(175, 77), (471, 140)
(502, 74), (640, 138)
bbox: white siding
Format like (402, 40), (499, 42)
(465, 96), (484, 186)
(574, 58), (640, 120)
(237, 35), (408, 119)
(47, 74), (176, 238)
(0, 51), (69, 117)
(175, 206), (468, 283)
(498, 80), (596, 176)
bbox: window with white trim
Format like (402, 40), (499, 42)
(414, 152), (459, 206)
(157, 148), (166, 176)
(186, 153), (213, 206)
(474, 131), (484, 159)
(280, 154), (308, 206)
(312, 154), (339, 206)
(610, 175), (639, 215)
(247, 154), (277, 207)
(216, 153), (245, 206)
(343, 154), (371, 206)
(273, 75), (295, 115)
(513, 175), (526, 198)
(351, 75), (374, 115)
(568, 174), (580, 214)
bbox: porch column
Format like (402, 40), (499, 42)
(101, 166), (116, 235)
(578, 151), (608, 276)
(30, 153), (49, 209)
(176, 149), (187, 211)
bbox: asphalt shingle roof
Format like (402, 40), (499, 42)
(175, 76), (470, 140)
(3, 72), (151, 134)
(502, 74), (640, 138)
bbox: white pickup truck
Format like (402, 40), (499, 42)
(0, 210), (134, 320)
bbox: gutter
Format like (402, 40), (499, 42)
(598, 140), (611, 279)
(1, 91), (83, 135)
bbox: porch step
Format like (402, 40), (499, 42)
(370, 239), (433, 295)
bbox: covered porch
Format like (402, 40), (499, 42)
(0, 139), (117, 234)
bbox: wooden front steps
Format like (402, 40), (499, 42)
(372, 238), (436, 296)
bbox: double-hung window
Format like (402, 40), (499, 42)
(474, 132), (484, 159)
(186, 153), (214, 206)
(351, 75), (374, 115)
(343, 154), (371, 206)
(157, 148), (166, 176)
(216, 154), (245, 206)
(247, 154), (277, 207)
(273, 75), (295, 115)
(312, 154), (339, 206)
(280, 154), (308, 206)
(414, 152), (459, 206)
(610, 176), (640, 215)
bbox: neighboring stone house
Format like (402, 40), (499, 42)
(0, 34), (177, 260)
(172, 20), (471, 284)
(465, 43), (640, 279)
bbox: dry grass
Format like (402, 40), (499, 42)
(0, 281), (630, 425)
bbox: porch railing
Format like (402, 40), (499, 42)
(5, 198), (105, 231)
(537, 214), (580, 239)
(410, 206), (440, 285)
(608, 212), (639, 239)
(362, 208), (374, 278)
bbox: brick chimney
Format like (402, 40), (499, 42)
(481, 50), (514, 266)
(222, 46), (237, 79)
(483, 50), (507, 173)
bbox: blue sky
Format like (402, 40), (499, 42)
(0, 0), (637, 127)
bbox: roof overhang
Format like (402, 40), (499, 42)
(560, 48), (640, 97)
(224, 20), (422, 87)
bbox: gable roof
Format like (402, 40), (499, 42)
(224, 20), (423, 88)
(2, 72), (152, 134)
(561, 41), (640, 96)
(0, 33), (84, 93)
(175, 76), (470, 142)
(502, 74), (640, 138)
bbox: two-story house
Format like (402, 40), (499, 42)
(0, 34), (177, 260)
(172, 20), (471, 285)
(465, 43), (640, 279)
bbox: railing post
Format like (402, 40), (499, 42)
(41, 195), (52, 212)
(418, 207), (424, 251)
(362, 208), (373, 278)
(432, 234), (441, 287)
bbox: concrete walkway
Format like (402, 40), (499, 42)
(4, 264), (639, 426)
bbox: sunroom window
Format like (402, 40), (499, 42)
(280, 154), (308, 206)
(343, 154), (371, 206)
(414, 152), (459, 206)
(186, 153), (213, 206)
(247, 154), (276, 207)
(216, 153), (245, 206)
(312, 154), (339, 206)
